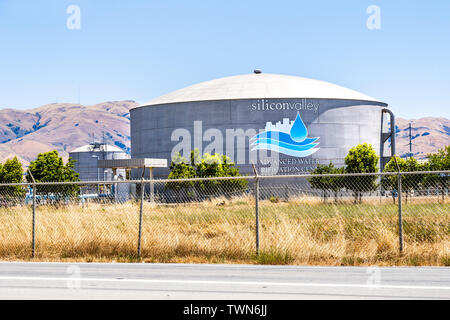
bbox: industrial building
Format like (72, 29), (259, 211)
(69, 142), (167, 201)
(131, 72), (394, 178)
(69, 142), (129, 182)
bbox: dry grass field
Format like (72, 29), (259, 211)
(0, 196), (448, 266)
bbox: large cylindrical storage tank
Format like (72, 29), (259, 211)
(131, 73), (389, 178)
(69, 143), (128, 182)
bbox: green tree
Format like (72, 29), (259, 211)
(428, 145), (450, 170)
(165, 149), (248, 201)
(194, 153), (248, 197)
(194, 153), (227, 196)
(309, 162), (344, 202)
(220, 154), (249, 195)
(343, 143), (379, 203)
(26, 150), (80, 200)
(0, 157), (25, 198)
(165, 152), (196, 200)
(382, 156), (403, 203)
(382, 156), (427, 203)
(426, 145), (450, 201)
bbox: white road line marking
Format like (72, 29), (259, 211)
(0, 276), (448, 291)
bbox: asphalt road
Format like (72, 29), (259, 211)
(0, 262), (448, 299)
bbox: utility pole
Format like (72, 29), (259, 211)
(408, 123), (413, 158)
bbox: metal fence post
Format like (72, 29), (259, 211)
(393, 157), (404, 254)
(32, 183), (36, 258)
(397, 172), (403, 253)
(137, 178), (144, 258)
(255, 177), (260, 254)
(251, 164), (260, 255)
(27, 169), (37, 258)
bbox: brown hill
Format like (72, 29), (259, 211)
(395, 117), (449, 159)
(0, 101), (137, 165)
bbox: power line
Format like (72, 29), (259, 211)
(409, 123), (412, 158)
(405, 123), (416, 159)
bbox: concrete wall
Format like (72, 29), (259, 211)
(131, 98), (387, 178)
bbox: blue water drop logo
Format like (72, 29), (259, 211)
(250, 111), (320, 158)
(290, 112), (308, 142)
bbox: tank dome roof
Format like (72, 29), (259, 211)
(137, 73), (385, 108)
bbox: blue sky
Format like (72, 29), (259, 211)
(0, 0), (449, 118)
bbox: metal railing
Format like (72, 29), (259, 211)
(0, 170), (448, 264)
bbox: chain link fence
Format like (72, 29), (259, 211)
(0, 171), (448, 265)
